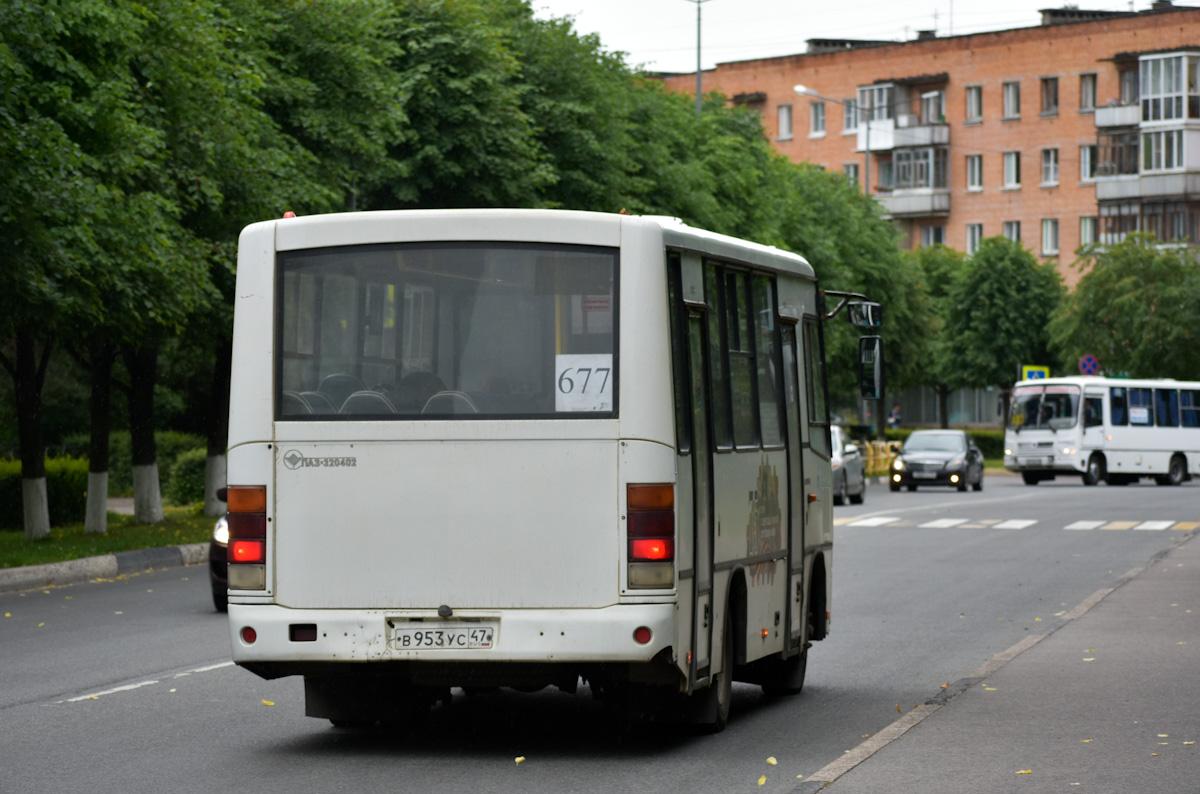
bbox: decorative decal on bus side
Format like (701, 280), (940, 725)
(747, 455), (782, 586)
(282, 450), (358, 470)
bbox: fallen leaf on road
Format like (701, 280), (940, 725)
(38, 622), (44, 628)
(169, 689), (176, 693)
(1184, 741), (1195, 746)
(861, 734), (871, 739)
(941, 683), (949, 689)
(985, 686), (998, 691)
(1152, 753), (1160, 757)
(1159, 734), (1169, 738)
(1035, 617), (1041, 622)
(4, 613), (9, 618)
(1016, 769), (1032, 775)
(1082, 658), (1096, 662)
(896, 705), (902, 713)
(766, 757), (777, 765)
(757, 775), (766, 786)
(1080, 739), (1092, 743)
(262, 700), (275, 706)
(515, 757), (525, 765)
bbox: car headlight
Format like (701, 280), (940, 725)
(212, 515), (229, 546)
(948, 459), (963, 468)
(892, 459), (904, 471)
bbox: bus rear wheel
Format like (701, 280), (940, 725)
(1156, 455), (1186, 486)
(1082, 455), (1106, 486)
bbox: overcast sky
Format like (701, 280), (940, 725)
(530, 0), (1159, 73)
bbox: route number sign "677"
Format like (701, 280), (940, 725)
(555, 354), (613, 412)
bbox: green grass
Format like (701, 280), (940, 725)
(0, 505), (215, 569)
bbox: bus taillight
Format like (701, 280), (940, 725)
(627, 484), (674, 588)
(227, 485), (267, 591)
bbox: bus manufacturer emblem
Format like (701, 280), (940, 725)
(282, 450), (357, 470)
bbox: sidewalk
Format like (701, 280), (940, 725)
(798, 533), (1198, 793)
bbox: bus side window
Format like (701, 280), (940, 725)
(752, 274), (784, 447)
(1129, 388), (1153, 426)
(1110, 388), (1127, 426)
(704, 265), (732, 449)
(667, 254), (691, 453)
(1084, 396), (1103, 428)
(803, 318), (830, 458)
(1155, 389), (1179, 428)
(1183, 390), (1200, 428)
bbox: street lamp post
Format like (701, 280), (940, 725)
(686, 0), (713, 116)
(794, 85), (870, 195)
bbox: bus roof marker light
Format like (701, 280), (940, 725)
(283, 211), (296, 218)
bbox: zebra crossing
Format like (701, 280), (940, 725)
(836, 515), (1200, 531)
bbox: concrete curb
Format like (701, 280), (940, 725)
(0, 542), (208, 594)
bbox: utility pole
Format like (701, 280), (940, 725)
(685, 0), (713, 115)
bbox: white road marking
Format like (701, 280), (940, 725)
(1064, 520), (1105, 530)
(67, 680), (159, 702)
(1133, 520), (1175, 531)
(848, 516), (902, 527)
(174, 660), (234, 678)
(919, 518), (970, 528)
(993, 519), (1038, 530)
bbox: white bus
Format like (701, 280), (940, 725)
(224, 209), (875, 731)
(1004, 376), (1200, 486)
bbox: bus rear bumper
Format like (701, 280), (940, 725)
(229, 603), (677, 671)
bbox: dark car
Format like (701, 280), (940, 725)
(210, 514), (228, 612)
(889, 429), (984, 492)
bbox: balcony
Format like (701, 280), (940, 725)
(876, 189), (951, 218)
(857, 118), (949, 152)
(1097, 172), (1200, 201)
(1094, 104), (1140, 128)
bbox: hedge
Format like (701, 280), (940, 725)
(60, 431), (205, 496)
(166, 447), (208, 506)
(881, 427), (1006, 459)
(0, 457), (90, 530)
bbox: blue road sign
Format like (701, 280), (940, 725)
(1080, 355), (1100, 375)
(1021, 365), (1049, 381)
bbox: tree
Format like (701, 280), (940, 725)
(942, 237), (1063, 414)
(904, 244), (968, 427)
(1049, 234), (1200, 378)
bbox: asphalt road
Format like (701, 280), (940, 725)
(1, 473), (1194, 793)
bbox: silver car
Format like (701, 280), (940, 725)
(831, 426), (866, 505)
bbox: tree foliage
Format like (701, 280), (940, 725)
(942, 237), (1063, 390)
(1049, 235), (1200, 378)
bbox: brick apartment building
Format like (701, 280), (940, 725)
(660, 2), (1200, 288)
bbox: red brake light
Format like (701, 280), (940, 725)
(630, 538), (674, 561)
(230, 540), (265, 564)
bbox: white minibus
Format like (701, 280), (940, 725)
(224, 209), (873, 731)
(1004, 376), (1200, 485)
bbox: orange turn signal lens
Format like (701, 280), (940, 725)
(227, 485), (266, 514)
(628, 484), (673, 511)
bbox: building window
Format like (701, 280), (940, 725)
(1120, 69), (1139, 105)
(1080, 216), (1098, 246)
(1140, 54), (1192, 122)
(1041, 219), (1059, 255)
(1100, 202), (1139, 245)
(877, 160), (894, 190)
(894, 147), (949, 189)
(1098, 131), (1139, 176)
(1003, 221), (1021, 241)
(857, 84), (894, 122)
(1144, 202), (1199, 243)
(1041, 77), (1059, 116)
(1041, 149), (1059, 186)
(1003, 81), (1021, 118)
(1003, 152), (1021, 188)
(966, 154), (983, 190)
(777, 105), (793, 141)
(843, 98), (858, 132)
(965, 86), (982, 123)
(921, 226), (946, 247)
(966, 224), (983, 255)
(810, 101), (826, 136)
(1080, 145), (1098, 181)
(843, 163), (859, 184)
(1142, 129), (1184, 171)
(1080, 74), (1097, 112)
(921, 90), (944, 124)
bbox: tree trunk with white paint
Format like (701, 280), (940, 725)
(132, 464), (164, 524)
(204, 454), (226, 517)
(22, 478), (50, 540)
(85, 471), (109, 535)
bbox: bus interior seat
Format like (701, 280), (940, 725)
(340, 391), (397, 414)
(422, 391), (479, 414)
(282, 391), (313, 415)
(300, 391), (338, 414)
(318, 373), (366, 411)
(394, 371), (446, 411)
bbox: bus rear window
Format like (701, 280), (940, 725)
(276, 242), (617, 419)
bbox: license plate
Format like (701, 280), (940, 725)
(914, 471), (937, 479)
(391, 625), (495, 650)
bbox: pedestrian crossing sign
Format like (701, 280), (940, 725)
(1021, 365), (1050, 381)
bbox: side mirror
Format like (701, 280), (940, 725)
(848, 301), (883, 329)
(216, 487), (228, 503)
(844, 442), (859, 456)
(859, 335), (884, 399)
